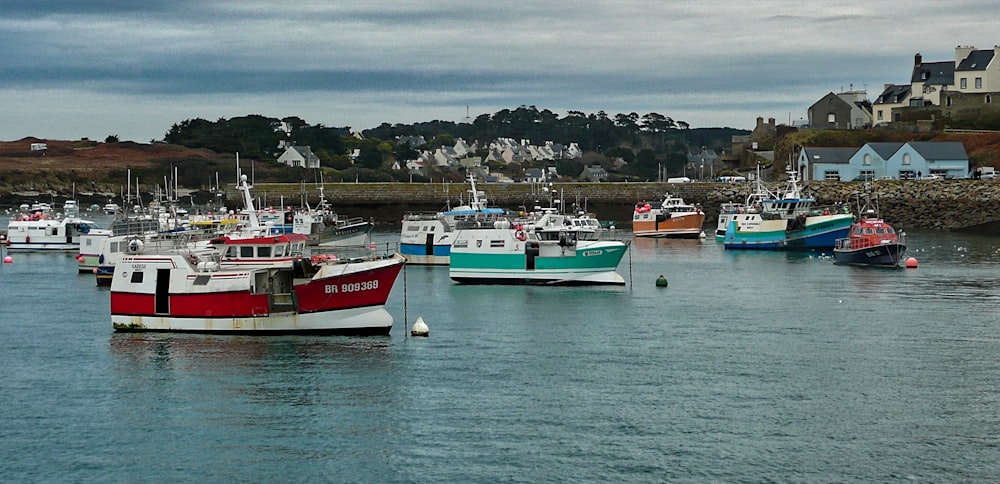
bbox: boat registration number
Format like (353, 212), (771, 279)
(325, 280), (379, 294)
(582, 250), (602, 257)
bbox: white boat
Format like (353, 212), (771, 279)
(449, 210), (628, 285)
(109, 171), (406, 335)
(6, 213), (113, 251)
(103, 202), (120, 214)
(78, 232), (114, 273)
(400, 175), (506, 265)
(63, 200), (80, 217)
(261, 185), (373, 247)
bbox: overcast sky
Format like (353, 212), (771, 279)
(2, 1), (997, 143)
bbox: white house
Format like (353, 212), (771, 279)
(277, 145), (320, 169)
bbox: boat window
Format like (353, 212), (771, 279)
(863, 228), (874, 234)
(274, 245), (285, 257)
(886, 228), (895, 234)
(130, 271), (143, 283)
(226, 246), (238, 258)
(110, 241), (120, 252)
(193, 275), (211, 286)
(875, 228), (886, 235)
(453, 240), (468, 248)
(407, 226), (420, 231)
(241, 246), (254, 258)
(490, 240), (505, 248)
(428, 226), (435, 232)
(257, 246), (271, 258)
(853, 227), (863, 235)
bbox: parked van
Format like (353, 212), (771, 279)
(667, 177), (692, 183)
(974, 167), (996, 179)
(717, 176), (747, 183)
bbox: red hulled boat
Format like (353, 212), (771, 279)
(833, 196), (906, 267)
(109, 169), (405, 335)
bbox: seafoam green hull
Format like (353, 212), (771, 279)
(449, 240), (628, 285)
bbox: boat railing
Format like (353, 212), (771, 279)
(402, 212), (442, 222)
(308, 241), (401, 262)
(335, 216), (368, 227)
(835, 232), (905, 250)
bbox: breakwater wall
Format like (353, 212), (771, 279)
(241, 180), (1000, 232)
(4, 180), (1000, 232)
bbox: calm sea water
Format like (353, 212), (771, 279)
(2, 219), (1000, 481)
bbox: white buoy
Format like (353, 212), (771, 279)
(410, 316), (429, 337)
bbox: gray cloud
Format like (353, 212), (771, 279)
(1, 0), (996, 141)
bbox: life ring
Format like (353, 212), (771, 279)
(515, 229), (527, 241)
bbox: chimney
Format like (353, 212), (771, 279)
(914, 53), (922, 67)
(756, 116), (764, 130)
(768, 118), (775, 128)
(955, 45), (975, 65)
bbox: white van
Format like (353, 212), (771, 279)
(667, 177), (691, 183)
(974, 167), (995, 179)
(717, 176), (747, 183)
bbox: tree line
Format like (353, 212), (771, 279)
(161, 106), (746, 182)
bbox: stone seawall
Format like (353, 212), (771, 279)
(4, 180), (998, 232)
(242, 180), (1000, 232)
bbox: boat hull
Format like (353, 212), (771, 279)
(449, 239), (627, 285)
(110, 254), (404, 334)
(723, 215), (853, 250)
(316, 222), (373, 247)
(833, 243), (907, 267)
(632, 213), (705, 238)
(400, 242), (451, 265)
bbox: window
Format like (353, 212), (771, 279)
(859, 170), (875, 180)
(824, 171), (841, 181)
(947, 96), (952, 106)
(827, 113), (836, 123)
(960, 78), (968, 89)
(257, 246), (271, 258)
(877, 110), (883, 120)
(900, 170), (915, 180)
(240, 246), (254, 258)
(903, 153), (911, 165)
(975, 77), (982, 89)
(987, 95), (992, 104)
(130, 271), (143, 283)
(864, 154), (871, 165)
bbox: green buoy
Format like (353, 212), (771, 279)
(655, 275), (668, 287)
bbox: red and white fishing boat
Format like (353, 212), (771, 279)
(833, 194), (906, 267)
(109, 169), (406, 335)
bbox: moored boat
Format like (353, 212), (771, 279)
(833, 195), (906, 267)
(723, 168), (853, 250)
(6, 213), (113, 251)
(109, 171), (406, 335)
(400, 174), (506, 265)
(449, 210), (628, 285)
(632, 193), (705, 238)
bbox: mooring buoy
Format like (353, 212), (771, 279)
(411, 316), (429, 337)
(655, 275), (668, 287)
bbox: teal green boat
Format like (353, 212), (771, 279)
(449, 211), (628, 285)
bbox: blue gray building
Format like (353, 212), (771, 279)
(798, 142), (969, 181)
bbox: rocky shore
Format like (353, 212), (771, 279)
(4, 180), (1000, 232)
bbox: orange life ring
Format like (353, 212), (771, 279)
(515, 229), (527, 241)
